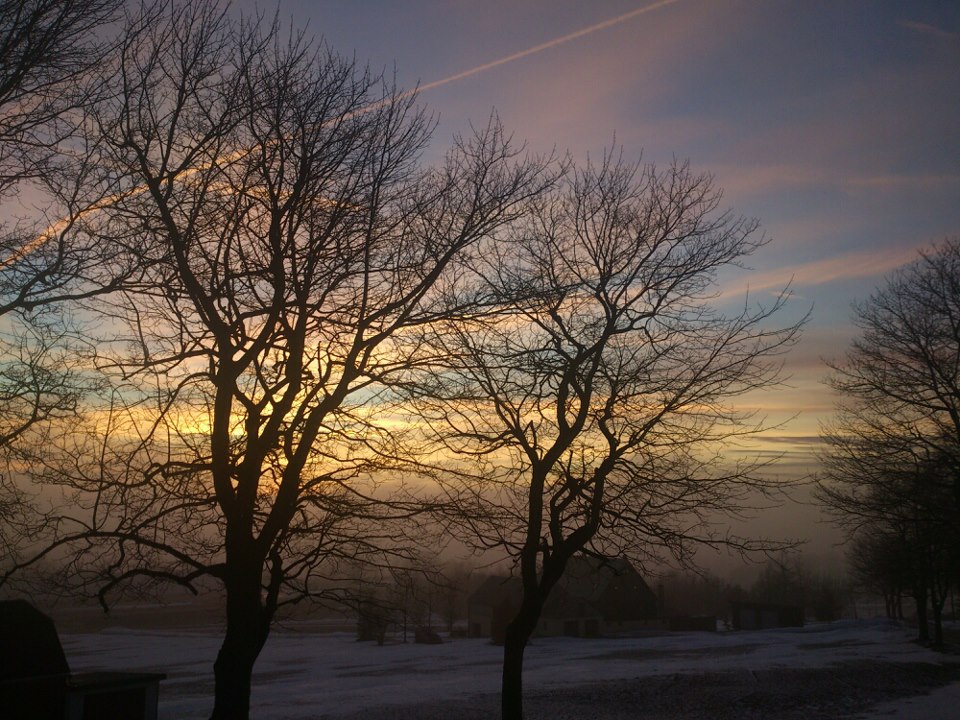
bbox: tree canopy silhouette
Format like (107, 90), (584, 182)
(407, 152), (802, 720)
(6, 4), (554, 717)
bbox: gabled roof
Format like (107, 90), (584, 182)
(468, 554), (657, 622)
(562, 556), (642, 602)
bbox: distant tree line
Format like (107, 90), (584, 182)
(662, 556), (848, 626)
(354, 558), (475, 644)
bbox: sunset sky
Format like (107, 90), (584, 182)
(258, 0), (960, 565)
(3, 0), (957, 586)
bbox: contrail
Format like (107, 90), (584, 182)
(348, 0), (684, 117)
(415, 0), (684, 94)
(2, 0), (683, 268)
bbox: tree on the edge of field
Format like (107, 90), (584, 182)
(749, 555), (847, 621)
(825, 239), (960, 510)
(660, 570), (746, 622)
(0, 0), (127, 567)
(819, 436), (959, 643)
(5, 3), (556, 718)
(848, 529), (909, 620)
(818, 240), (960, 644)
(407, 151), (803, 720)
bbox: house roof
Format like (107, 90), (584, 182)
(468, 555), (657, 622)
(562, 556), (639, 600)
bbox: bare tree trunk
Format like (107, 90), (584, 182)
(932, 601), (943, 646)
(211, 635), (261, 719)
(913, 584), (930, 643)
(931, 585), (946, 646)
(501, 598), (541, 720)
(211, 557), (270, 719)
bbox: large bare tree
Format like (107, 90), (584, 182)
(8, 3), (554, 717)
(408, 153), (802, 720)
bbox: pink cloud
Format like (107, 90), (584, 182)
(901, 20), (960, 42)
(415, 0), (686, 95)
(720, 244), (925, 299)
(421, 0), (737, 154)
(711, 162), (960, 202)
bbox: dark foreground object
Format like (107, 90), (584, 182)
(331, 661), (960, 720)
(0, 599), (165, 720)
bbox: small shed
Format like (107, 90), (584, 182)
(0, 599), (166, 720)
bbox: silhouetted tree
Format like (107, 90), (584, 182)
(826, 239), (960, 512)
(0, 0), (121, 190)
(437, 560), (474, 633)
(848, 529), (908, 620)
(409, 152), (802, 720)
(0, 0), (127, 317)
(0, 0), (125, 569)
(661, 570), (745, 621)
(751, 555), (808, 607)
(7, 3), (554, 718)
(819, 241), (960, 642)
(749, 555), (847, 621)
(820, 437), (959, 642)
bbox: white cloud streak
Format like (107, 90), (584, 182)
(2, 0), (685, 268)
(414, 0), (685, 94)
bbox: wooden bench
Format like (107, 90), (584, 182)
(0, 599), (166, 720)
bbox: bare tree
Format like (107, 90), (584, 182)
(819, 434), (959, 643)
(7, 3), (554, 718)
(408, 152), (802, 720)
(826, 239), (960, 509)
(660, 569), (745, 621)
(0, 0), (125, 566)
(848, 529), (908, 619)
(819, 240), (960, 644)
(0, 0), (121, 190)
(437, 559), (474, 633)
(0, 0), (128, 316)
(748, 554), (846, 621)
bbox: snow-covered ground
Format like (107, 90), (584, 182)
(60, 618), (960, 719)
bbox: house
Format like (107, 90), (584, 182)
(467, 575), (522, 644)
(467, 555), (659, 642)
(729, 600), (804, 630)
